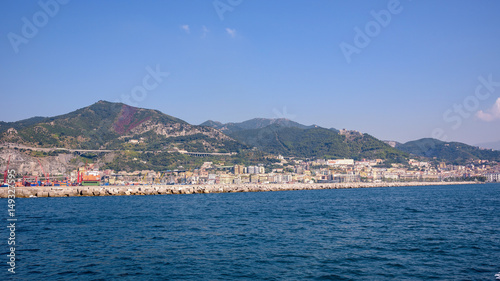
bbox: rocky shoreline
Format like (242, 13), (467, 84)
(0, 181), (478, 198)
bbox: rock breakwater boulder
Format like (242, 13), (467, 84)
(0, 181), (479, 198)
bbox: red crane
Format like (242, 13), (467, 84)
(3, 155), (11, 184)
(37, 159), (50, 185)
(77, 170), (82, 184)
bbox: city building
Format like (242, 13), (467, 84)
(233, 165), (244, 175)
(486, 173), (500, 182)
(327, 159), (354, 166)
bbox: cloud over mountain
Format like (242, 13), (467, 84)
(476, 98), (500, 122)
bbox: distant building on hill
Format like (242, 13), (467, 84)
(327, 159), (354, 166)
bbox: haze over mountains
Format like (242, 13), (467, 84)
(200, 118), (329, 133)
(395, 139), (500, 165)
(476, 140), (500, 151)
(0, 101), (499, 168)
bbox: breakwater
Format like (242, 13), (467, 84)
(0, 181), (477, 198)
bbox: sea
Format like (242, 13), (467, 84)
(2, 183), (499, 280)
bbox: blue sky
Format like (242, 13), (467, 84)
(1, 0), (500, 145)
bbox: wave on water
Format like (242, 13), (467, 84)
(4, 183), (500, 280)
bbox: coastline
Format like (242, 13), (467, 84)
(0, 181), (480, 198)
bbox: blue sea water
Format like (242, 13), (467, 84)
(2, 183), (500, 280)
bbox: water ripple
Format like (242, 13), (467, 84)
(1, 184), (499, 280)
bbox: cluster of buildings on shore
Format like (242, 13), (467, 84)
(77, 156), (500, 185)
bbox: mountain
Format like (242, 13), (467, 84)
(6, 101), (496, 171)
(0, 116), (47, 134)
(201, 118), (316, 134)
(201, 118), (404, 161)
(397, 138), (500, 164)
(207, 123), (408, 161)
(475, 140), (500, 151)
(0, 100), (245, 153)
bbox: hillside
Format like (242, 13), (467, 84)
(4, 102), (497, 171)
(397, 138), (500, 164)
(216, 124), (407, 161)
(0, 116), (47, 134)
(201, 118), (316, 134)
(0, 101), (245, 153)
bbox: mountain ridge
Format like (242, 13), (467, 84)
(200, 118), (317, 133)
(202, 120), (407, 162)
(0, 100), (242, 153)
(1, 101), (499, 167)
(396, 138), (500, 164)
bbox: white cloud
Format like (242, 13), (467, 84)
(180, 25), (190, 34)
(225, 28), (236, 38)
(202, 25), (209, 38)
(476, 98), (500, 121)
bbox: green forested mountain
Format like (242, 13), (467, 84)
(219, 124), (407, 161)
(3, 101), (498, 170)
(0, 101), (245, 153)
(201, 118), (317, 133)
(397, 138), (500, 164)
(200, 119), (409, 161)
(0, 116), (47, 134)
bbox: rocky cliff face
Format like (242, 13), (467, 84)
(129, 119), (233, 141)
(0, 148), (104, 176)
